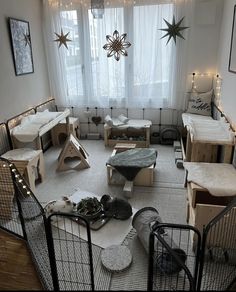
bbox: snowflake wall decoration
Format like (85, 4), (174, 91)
(54, 29), (72, 49)
(103, 30), (131, 61)
(159, 16), (189, 45)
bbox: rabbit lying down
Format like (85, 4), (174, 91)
(44, 196), (76, 218)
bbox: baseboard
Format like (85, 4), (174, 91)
(87, 133), (100, 140)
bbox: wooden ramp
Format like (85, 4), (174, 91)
(57, 134), (90, 171)
(0, 229), (43, 290)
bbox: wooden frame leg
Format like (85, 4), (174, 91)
(38, 152), (45, 181)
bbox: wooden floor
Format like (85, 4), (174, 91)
(0, 229), (43, 290)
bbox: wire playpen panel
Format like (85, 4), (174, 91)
(0, 158), (23, 237)
(1, 154), (236, 291)
(197, 198), (236, 291)
(46, 213), (95, 291)
(148, 223), (201, 291)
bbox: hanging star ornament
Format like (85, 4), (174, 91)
(103, 30), (131, 61)
(159, 16), (189, 45)
(54, 29), (72, 49)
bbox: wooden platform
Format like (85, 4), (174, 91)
(104, 125), (150, 148)
(51, 117), (80, 146)
(186, 182), (236, 251)
(0, 229), (43, 290)
(2, 149), (45, 193)
(107, 148), (155, 188)
(184, 129), (233, 163)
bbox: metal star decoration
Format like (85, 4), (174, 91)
(54, 29), (72, 49)
(103, 30), (131, 61)
(159, 16), (189, 45)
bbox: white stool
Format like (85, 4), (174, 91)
(1, 148), (45, 193)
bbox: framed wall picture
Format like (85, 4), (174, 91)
(229, 5), (236, 73)
(8, 17), (34, 76)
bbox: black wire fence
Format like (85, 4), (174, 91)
(0, 155), (236, 291)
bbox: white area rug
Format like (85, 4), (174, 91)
(54, 189), (136, 249)
(34, 140), (187, 290)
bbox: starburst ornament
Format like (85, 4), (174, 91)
(103, 30), (131, 61)
(159, 16), (189, 45)
(54, 29), (72, 49)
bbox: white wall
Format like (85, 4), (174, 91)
(187, 0), (224, 75)
(0, 0), (227, 126)
(217, 0), (236, 128)
(0, 0), (50, 122)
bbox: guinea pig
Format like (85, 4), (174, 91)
(44, 196), (76, 219)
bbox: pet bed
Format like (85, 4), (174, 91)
(104, 115), (152, 147)
(184, 162), (236, 197)
(7, 107), (70, 150)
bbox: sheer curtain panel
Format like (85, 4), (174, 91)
(43, 0), (193, 109)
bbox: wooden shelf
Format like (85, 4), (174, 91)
(104, 125), (150, 148)
(186, 182), (236, 250)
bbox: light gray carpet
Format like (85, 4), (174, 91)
(34, 140), (187, 290)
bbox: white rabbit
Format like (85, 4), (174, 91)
(44, 196), (76, 219)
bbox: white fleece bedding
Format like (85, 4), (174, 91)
(11, 109), (70, 143)
(182, 113), (235, 144)
(184, 162), (236, 197)
(182, 113), (213, 128)
(105, 118), (152, 129)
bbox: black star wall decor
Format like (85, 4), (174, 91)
(54, 29), (72, 49)
(159, 16), (189, 45)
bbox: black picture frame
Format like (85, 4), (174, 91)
(229, 5), (236, 73)
(8, 17), (34, 76)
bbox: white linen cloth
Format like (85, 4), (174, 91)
(182, 113), (235, 144)
(184, 162), (236, 197)
(2, 148), (40, 161)
(105, 119), (152, 129)
(11, 110), (68, 143)
(54, 189), (137, 249)
(182, 113), (213, 128)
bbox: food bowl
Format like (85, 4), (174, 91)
(76, 197), (103, 221)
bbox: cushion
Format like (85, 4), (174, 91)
(186, 89), (213, 116)
(104, 115), (113, 127)
(21, 115), (35, 125)
(118, 114), (129, 124)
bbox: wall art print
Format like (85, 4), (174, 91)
(9, 17), (34, 76)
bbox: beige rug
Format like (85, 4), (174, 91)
(53, 189), (137, 249)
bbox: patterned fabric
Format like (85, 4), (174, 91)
(186, 89), (213, 116)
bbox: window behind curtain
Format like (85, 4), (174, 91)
(60, 2), (173, 108)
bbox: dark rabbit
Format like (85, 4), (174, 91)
(100, 194), (132, 220)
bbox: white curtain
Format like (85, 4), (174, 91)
(43, 0), (193, 109)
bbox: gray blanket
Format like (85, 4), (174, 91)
(107, 148), (157, 181)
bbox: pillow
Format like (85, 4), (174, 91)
(21, 115), (35, 125)
(186, 89), (213, 116)
(104, 115), (113, 127)
(118, 114), (129, 124)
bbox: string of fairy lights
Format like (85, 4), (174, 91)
(2, 162), (32, 196)
(48, 0), (137, 8)
(190, 71), (223, 112)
